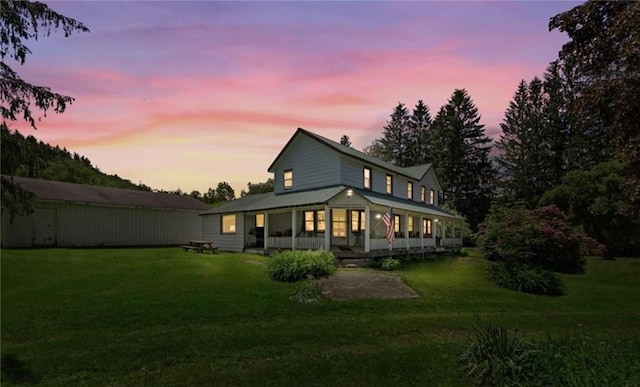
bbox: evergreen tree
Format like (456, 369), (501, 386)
(214, 182), (235, 202)
(407, 100), (433, 165)
(339, 135), (352, 147)
(431, 89), (494, 231)
(379, 102), (411, 166)
(496, 77), (555, 208)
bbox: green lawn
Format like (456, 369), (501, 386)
(2, 248), (639, 386)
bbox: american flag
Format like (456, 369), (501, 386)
(382, 209), (394, 243)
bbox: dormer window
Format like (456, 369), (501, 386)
(363, 167), (372, 190)
(429, 189), (435, 205)
(386, 175), (393, 195)
(421, 186), (426, 203)
(284, 169), (293, 189)
(407, 182), (413, 200)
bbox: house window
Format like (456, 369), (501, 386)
(351, 210), (365, 232)
(256, 213), (264, 227)
(421, 186), (426, 203)
(221, 214), (236, 234)
(332, 209), (347, 237)
(407, 182), (413, 200)
(429, 189), (435, 205)
(304, 211), (315, 231)
(284, 169), (293, 189)
(408, 216), (414, 232)
(423, 218), (432, 236)
(363, 167), (372, 190)
(386, 175), (393, 195)
(317, 210), (326, 232)
(394, 214), (401, 233)
(304, 210), (326, 232)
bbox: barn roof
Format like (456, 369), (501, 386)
(7, 176), (210, 211)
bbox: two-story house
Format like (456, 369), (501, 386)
(200, 128), (464, 256)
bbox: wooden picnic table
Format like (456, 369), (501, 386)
(181, 240), (218, 254)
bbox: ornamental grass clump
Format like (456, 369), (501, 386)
(266, 249), (336, 282)
(459, 322), (538, 386)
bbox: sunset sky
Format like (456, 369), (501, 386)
(14, 1), (580, 195)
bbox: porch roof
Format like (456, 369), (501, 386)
(201, 185), (464, 221)
(199, 185), (347, 215)
(356, 189), (464, 220)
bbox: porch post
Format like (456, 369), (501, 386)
(364, 205), (370, 253)
(433, 219), (437, 245)
(405, 213), (409, 250)
(324, 205), (330, 251)
(291, 209), (297, 250)
(442, 219), (447, 246)
(420, 215), (424, 249)
(264, 213), (269, 249)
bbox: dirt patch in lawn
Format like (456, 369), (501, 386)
(314, 269), (419, 300)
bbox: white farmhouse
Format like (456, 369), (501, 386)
(201, 128), (464, 257)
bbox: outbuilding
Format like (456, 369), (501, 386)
(1, 176), (210, 248)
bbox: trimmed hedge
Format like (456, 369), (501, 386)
(266, 249), (336, 282)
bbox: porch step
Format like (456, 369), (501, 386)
(339, 258), (373, 268)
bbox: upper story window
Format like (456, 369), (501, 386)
(284, 169), (293, 189)
(429, 189), (435, 205)
(420, 186), (426, 203)
(363, 167), (372, 190)
(386, 175), (393, 195)
(407, 182), (414, 200)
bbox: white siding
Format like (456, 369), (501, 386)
(202, 213), (244, 252)
(272, 135), (341, 194)
(2, 201), (203, 248)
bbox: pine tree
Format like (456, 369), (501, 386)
(496, 78), (554, 207)
(407, 100), (433, 165)
(431, 89), (494, 231)
(379, 103), (411, 166)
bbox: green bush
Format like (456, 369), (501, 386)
(459, 322), (537, 386)
(489, 262), (563, 296)
(289, 281), (322, 304)
(266, 249), (336, 282)
(478, 204), (598, 274)
(380, 258), (401, 271)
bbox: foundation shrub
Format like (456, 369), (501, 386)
(267, 249), (336, 282)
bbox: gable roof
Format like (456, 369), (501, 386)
(8, 176), (210, 211)
(268, 128), (434, 181)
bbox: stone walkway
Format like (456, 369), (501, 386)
(313, 269), (419, 300)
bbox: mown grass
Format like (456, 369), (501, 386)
(1, 248), (639, 386)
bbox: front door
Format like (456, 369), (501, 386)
(33, 208), (57, 246)
(330, 209), (348, 247)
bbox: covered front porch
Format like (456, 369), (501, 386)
(243, 202), (464, 258)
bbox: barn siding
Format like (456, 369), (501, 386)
(272, 135), (341, 194)
(1, 200), (203, 248)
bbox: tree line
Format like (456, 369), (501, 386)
(362, 1), (639, 255)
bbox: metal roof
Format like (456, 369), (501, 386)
(200, 185), (347, 215)
(356, 189), (464, 219)
(201, 185), (463, 220)
(9, 176), (211, 211)
(268, 128), (434, 181)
